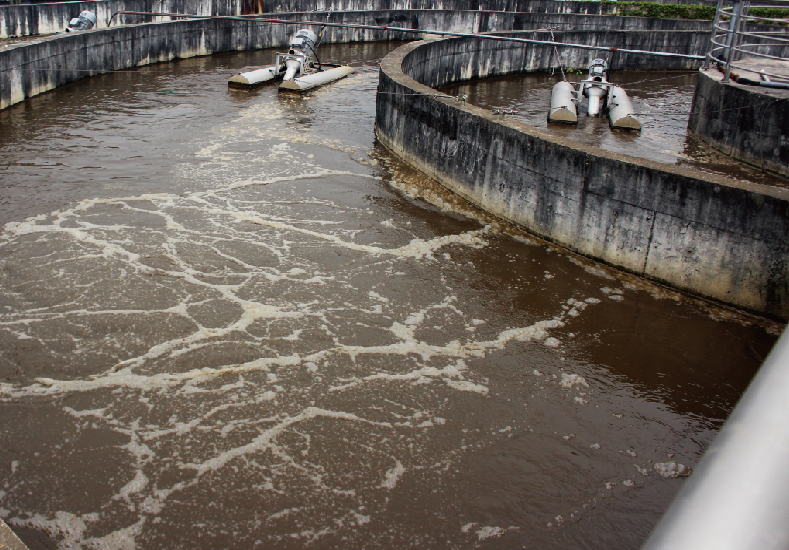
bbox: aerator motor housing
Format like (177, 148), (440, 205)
(66, 11), (96, 32)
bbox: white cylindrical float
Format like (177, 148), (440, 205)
(608, 86), (641, 130)
(548, 81), (578, 124)
(228, 67), (278, 89)
(279, 66), (355, 92)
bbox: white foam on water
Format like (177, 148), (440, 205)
(83, 519), (145, 550)
(544, 337), (561, 348)
(568, 256), (616, 280)
(0, 79), (626, 548)
(381, 460), (405, 489)
(476, 525), (505, 540)
(560, 373), (589, 389)
(10, 511), (89, 549)
(116, 470), (149, 505)
(183, 407), (391, 477)
(6, 355), (303, 397)
(654, 462), (691, 478)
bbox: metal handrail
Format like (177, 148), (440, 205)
(704, 0), (789, 82)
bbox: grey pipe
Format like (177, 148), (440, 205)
(642, 327), (789, 550)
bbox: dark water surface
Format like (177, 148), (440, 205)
(440, 71), (788, 188)
(0, 42), (781, 549)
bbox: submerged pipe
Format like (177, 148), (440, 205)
(110, 11), (706, 61)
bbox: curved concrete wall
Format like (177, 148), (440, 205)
(0, 0), (718, 39)
(0, 13), (425, 110)
(279, 9), (713, 36)
(375, 37), (789, 319)
(689, 69), (789, 178)
(0, 0), (241, 38)
(0, 9), (713, 110)
(258, 0), (720, 12)
(3, 5), (787, 317)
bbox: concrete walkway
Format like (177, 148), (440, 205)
(731, 57), (789, 83)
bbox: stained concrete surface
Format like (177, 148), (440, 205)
(689, 59), (789, 178)
(0, 519), (28, 550)
(376, 37), (789, 319)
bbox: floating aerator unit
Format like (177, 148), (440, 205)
(548, 58), (640, 131)
(228, 29), (354, 92)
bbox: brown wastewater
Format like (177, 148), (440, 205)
(0, 41), (781, 549)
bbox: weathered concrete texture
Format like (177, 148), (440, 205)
(259, 0), (720, 14)
(375, 38), (789, 318)
(0, 15), (418, 110)
(0, 0), (241, 39)
(689, 68), (789, 178)
(403, 30), (709, 87)
(0, 518), (28, 550)
(275, 9), (714, 34)
(0, 10), (714, 110)
(0, 0), (720, 40)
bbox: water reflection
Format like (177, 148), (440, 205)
(0, 41), (781, 550)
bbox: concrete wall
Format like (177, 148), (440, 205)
(689, 69), (789, 178)
(0, 8), (713, 110)
(0, 14), (425, 110)
(0, 0), (241, 38)
(0, 0), (719, 39)
(283, 9), (714, 35)
(375, 37), (789, 319)
(258, 0), (720, 13)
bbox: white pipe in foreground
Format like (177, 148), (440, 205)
(642, 327), (789, 550)
(279, 66), (355, 91)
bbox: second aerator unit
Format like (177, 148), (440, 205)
(548, 59), (641, 131)
(228, 29), (354, 92)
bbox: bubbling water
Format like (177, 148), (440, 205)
(0, 43), (780, 549)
